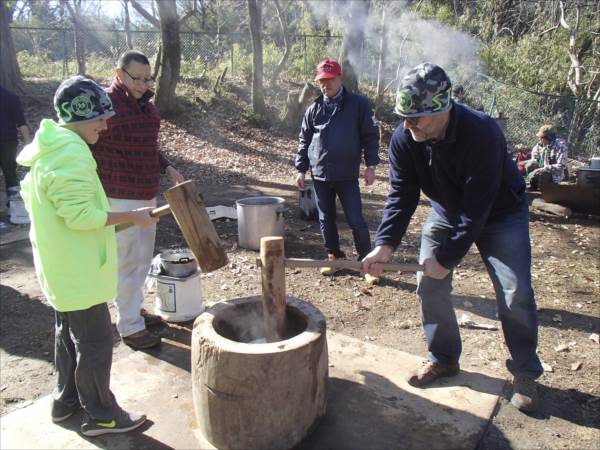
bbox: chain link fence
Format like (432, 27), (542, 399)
(456, 72), (599, 159)
(10, 26), (598, 158)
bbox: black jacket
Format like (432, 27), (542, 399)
(375, 103), (526, 269)
(295, 88), (380, 181)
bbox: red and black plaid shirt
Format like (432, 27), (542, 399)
(90, 78), (171, 200)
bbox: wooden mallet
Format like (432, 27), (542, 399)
(116, 180), (229, 273)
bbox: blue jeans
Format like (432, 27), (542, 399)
(313, 179), (372, 259)
(416, 199), (543, 379)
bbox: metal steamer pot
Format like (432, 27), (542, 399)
(236, 196), (285, 250)
(577, 167), (600, 190)
(160, 249), (198, 278)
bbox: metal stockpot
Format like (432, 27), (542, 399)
(236, 196), (285, 250)
(160, 249), (198, 277)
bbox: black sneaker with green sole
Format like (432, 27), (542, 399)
(80, 410), (146, 437)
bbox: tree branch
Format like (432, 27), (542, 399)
(559, 0), (582, 96)
(129, 0), (160, 28)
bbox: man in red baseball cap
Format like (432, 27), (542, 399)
(295, 58), (380, 284)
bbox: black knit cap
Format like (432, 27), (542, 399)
(54, 76), (114, 125)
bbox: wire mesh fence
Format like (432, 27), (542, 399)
(457, 72), (599, 159)
(10, 26), (599, 158)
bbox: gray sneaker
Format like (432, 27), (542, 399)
(51, 400), (81, 423)
(510, 376), (539, 412)
(80, 410), (146, 437)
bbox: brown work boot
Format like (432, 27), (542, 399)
(407, 361), (460, 387)
(320, 254), (338, 276)
(510, 376), (539, 412)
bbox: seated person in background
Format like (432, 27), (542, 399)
(528, 124), (568, 190)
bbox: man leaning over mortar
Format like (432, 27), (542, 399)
(362, 63), (543, 412)
(91, 50), (184, 350)
(295, 59), (380, 284)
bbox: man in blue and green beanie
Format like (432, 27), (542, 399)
(362, 63), (542, 413)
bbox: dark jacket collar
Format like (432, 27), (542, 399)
(429, 102), (459, 146)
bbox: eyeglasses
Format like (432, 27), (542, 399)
(121, 67), (154, 85)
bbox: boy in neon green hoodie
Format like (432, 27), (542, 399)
(17, 76), (157, 437)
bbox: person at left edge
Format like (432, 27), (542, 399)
(90, 50), (184, 350)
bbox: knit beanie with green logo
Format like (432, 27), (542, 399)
(394, 63), (452, 117)
(54, 76), (115, 125)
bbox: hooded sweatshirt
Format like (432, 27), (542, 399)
(17, 119), (117, 312)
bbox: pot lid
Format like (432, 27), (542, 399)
(160, 248), (195, 263)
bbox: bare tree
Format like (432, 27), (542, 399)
(339, 0), (371, 92)
(155, 0), (181, 116)
(121, 0), (133, 49)
(558, 1), (599, 153)
(0, 0), (24, 93)
(247, 0), (266, 115)
(271, 0), (290, 87)
(374, 4), (387, 110)
(61, 0), (86, 75)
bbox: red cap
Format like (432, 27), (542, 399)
(315, 59), (342, 81)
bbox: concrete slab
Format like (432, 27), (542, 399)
(0, 332), (505, 450)
(0, 223), (29, 246)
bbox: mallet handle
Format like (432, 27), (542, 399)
(115, 204), (172, 232)
(284, 258), (424, 272)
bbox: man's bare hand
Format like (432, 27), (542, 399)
(364, 166), (376, 186)
(166, 166), (184, 186)
(361, 245), (394, 276)
(296, 172), (306, 190)
(130, 207), (159, 228)
(422, 256), (450, 279)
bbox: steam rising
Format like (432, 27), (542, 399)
(305, 0), (482, 86)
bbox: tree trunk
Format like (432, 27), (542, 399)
(74, 24), (86, 75)
(155, 0), (181, 116)
(122, 0), (133, 49)
(375, 5), (387, 111)
(271, 0), (290, 87)
(247, 0), (266, 115)
(0, 0), (24, 93)
(340, 0), (371, 92)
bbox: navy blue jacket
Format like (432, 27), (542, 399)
(375, 103), (526, 269)
(295, 88), (380, 181)
(0, 86), (27, 144)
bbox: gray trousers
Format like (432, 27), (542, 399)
(53, 303), (121, 421)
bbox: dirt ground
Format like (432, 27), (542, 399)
(1, 79), (599, 449)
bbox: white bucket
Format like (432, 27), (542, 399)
(298, 182), (318, 221)
(153, 270), (203, 322)
(9, 197), (30, 224)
